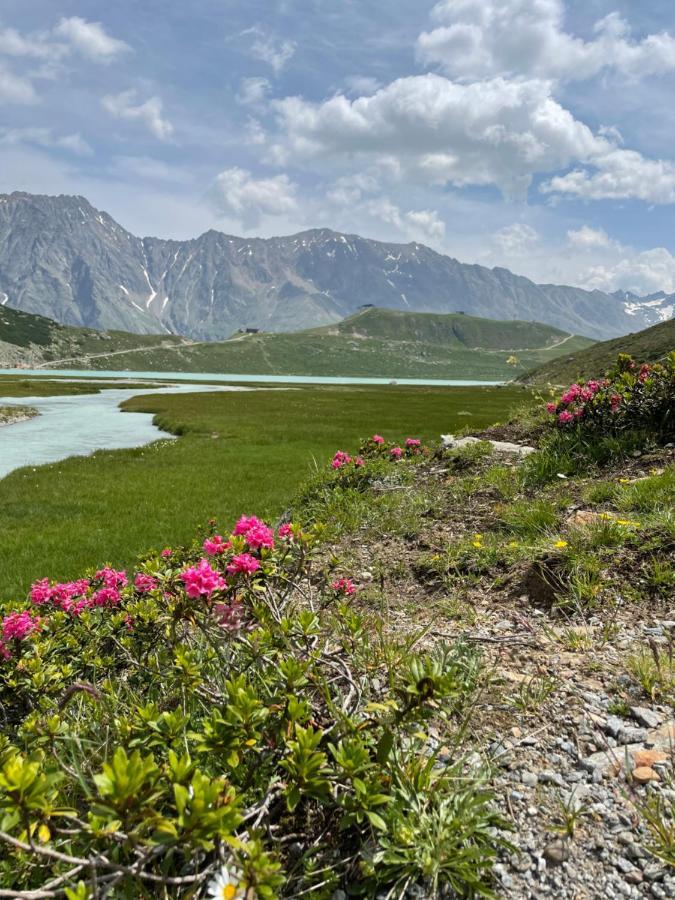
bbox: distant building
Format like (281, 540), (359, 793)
(245, 328), (260, 334)
(359, 303), (375, 309)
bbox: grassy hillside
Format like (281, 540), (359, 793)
(0, 304), (187, 367)
(35, 307), (594, 380)
(521, 318), (675, 384)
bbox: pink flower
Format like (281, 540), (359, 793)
(278, 523), (294, 539)
(405, 438), (421, 448)
(180, 559), (226, 599)
(30, 578), (53, 605)
(390, 447), (403, 459)
(558, 411), (574, 424)
(574, 408), (584, 418)
(610, 394), (622, 412)
(331, 578), (356, 596)
(586, 380), (600, 394)
(203, 534), (230, 556)
(372, 435), (384, 444)
(134, 573), (158, 594)
(0, 642), (11, 661)
(226, 553), (261, 576)
(92, 587), (122, 607)
(580, 388), (593, 402)
(331, 450), (352, 470)
(161, 548), (173, 558)
(233, 515), (264, 536)
(245, 523), (275, 551)
(546, 403), (557, 414)
(95, 567), (128, 589)
(354, 456), (365, 467)
(561, 384), (582, 405)
(124, 614), (134, 632)
(2, 611), (41, 642)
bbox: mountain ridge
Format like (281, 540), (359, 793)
(0, 191), (672, 341)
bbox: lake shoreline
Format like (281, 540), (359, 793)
(0, 404), (39, 427)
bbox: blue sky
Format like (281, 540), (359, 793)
(2, 0), (675, 294)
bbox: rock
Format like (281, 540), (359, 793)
(632, 749), (668, 768)
(441, 434), (535, 456)
(616, 727), (648, 745)
(521, 771), (539, 787)
(539, 770), (566, 787)
(632, 766), (659, 784)
(543, 839), (570, 866)
(630, 706), (662, 729)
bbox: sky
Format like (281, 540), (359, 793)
(1, 0), (675, 295)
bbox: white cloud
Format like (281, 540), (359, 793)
(270, 74), (605, 198)
(0, 62), (38, 103)
(54, 17), (130, 63)
(0, 127), (92, 155)
(542, 148), (675, 204)
(102, 90), (173, 141)
(566, 226), (614, 250)
(366, 197), (446, 244)
(326, 172), (380, 206)
(418, 0), (675, 83)
(247, 32), (296, 75)
(236, 77), (271, 107)
(210, 167), (298, 229)
(344, 75), (382, 95)
(494, 223), (540, 254)
(0, 26), (64, 60)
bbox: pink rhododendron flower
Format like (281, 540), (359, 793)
(233, 515), (264, 536)
(372, 435), (384, 444)
(2, 610), (41, 642)
(0, 642), (10, 661)
(245, 523), (275, 550)
(92, 587), (122, 607)
(95, 567), (128, 589)
(30, 578), (52, 605)
(181, 559), (226, 598)
(134, 573), (158, 593)
(203, 535), (230, 556)
(390, 447), (403, 459)
(561, 384), (582, 405)
(278, 523), (294, 539)
(226, 553), (261, 576)
(587, 380), (600, 393)
(354, 456), (365, 467)
(332, 450), (352, 470)
(610, 394), (622, 412)
(546, 403), (557, 414)
(331, 578), (356, 596)
(558, 411), (574, 424)
(161, 548), (173, 558)
(124, 614), (134, 632)
(405, 438), (421, 448)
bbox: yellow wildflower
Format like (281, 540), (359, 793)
(554, 540), (568, 549)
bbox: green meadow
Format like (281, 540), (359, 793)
(0, 382), (528, 600)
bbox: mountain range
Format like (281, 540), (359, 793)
(0, 191), (672, 341)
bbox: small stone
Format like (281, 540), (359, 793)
(625, 870), (643, 884)
(617, 727), (648, 745)
(632, 766), (659, 784)
(615, 857), (634, 874)
(521, 771), (539, 787)
(632, 749), (668, 768)
(539, 770), (566, 787)
(630, 706), (662, 729)
(543, 839), (569, 866)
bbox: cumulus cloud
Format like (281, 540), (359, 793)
(542, 148), (675, 204)
(417, 0), (675, 83)
(54, 17), (130, 62)
(566, 226), (614, 250)
(0, 26), (64, 60)
(210, 167), (298, 229)
(270, 74), (605, 198)
(344, 75), (382, 96)
(326, 172), (381, 206)
(494, 223), (540, 255)
(102, 90), (173, 141)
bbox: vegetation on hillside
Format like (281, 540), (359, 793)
(520, 317), (675, 385)
(0, 355), (674, 897)
(0, 305), (593, 381)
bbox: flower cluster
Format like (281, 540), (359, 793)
(359, 433), (428, 461)
(181, 559), (227, 599)
(331, 577), (356, 596)
(545, 354), (675, 441)
(0, 610), (41, 658)
(331, 450), (364, 470)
